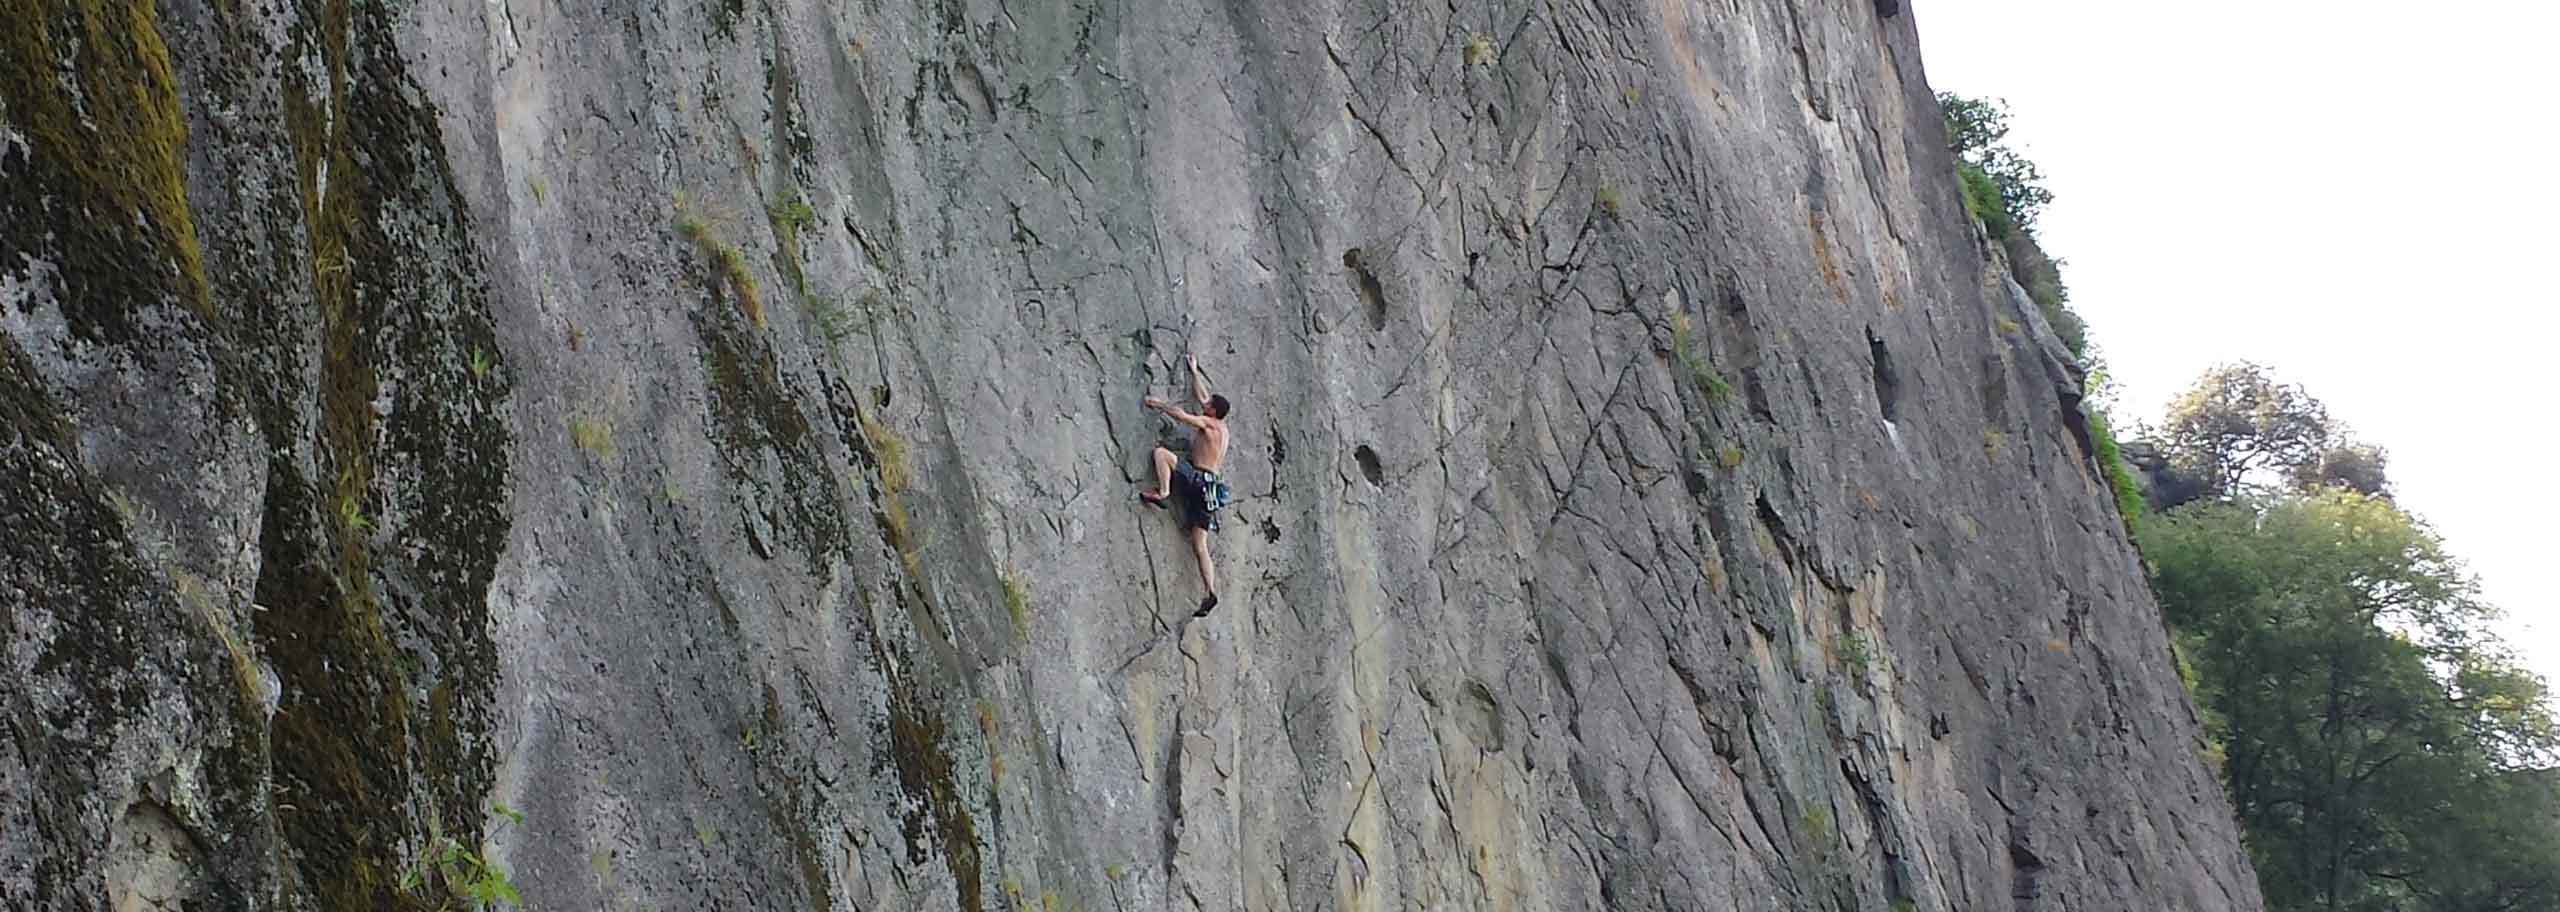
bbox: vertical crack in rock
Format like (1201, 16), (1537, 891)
(1161, 706), (1186, 878)
(1868, 327), (1902, 426)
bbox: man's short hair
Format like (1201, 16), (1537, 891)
(1207, 394), (1232, 419)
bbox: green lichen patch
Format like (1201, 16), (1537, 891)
(850, 400), (937, 605)
(813, 379), (937, 613)
(858, 406), (913, 494)
(699, 316), (848, 571)
(251, 472), (430, 910)
(1000, 570), (1030, 643)
(676, 192), (766, 327)
(736, 683), (838, 912)
(708, 0), (746, 40)
(569, 414), (617, 459)
(768, 196), (817, 296)
(0, 0), (213, 341)
(877, 644), (985, 911)
(1670, 310), (1734, 403)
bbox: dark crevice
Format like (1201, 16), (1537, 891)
(2009, 839), (2047, 910)
(1711, 283), (1775, 423)
(1354, 445), (1385, 488)
(1867, 328), (1901, 424)
(2060, 388), (2099, 466)
(1755, 494), (1793, 554)
(1842, 758), (1909, 905)
(1161, 707), (1186, 876)
(1343, 248), (1388, 331)
(1980, 354), (2012, 428)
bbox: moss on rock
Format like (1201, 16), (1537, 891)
(0, 0), (212, 341)
(241, 0), (515, 905)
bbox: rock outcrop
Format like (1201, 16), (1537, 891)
(2, 0), (2262, 908)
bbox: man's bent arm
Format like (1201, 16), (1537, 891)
(1188, 354), (1212, 407)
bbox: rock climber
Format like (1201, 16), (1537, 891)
(1139, 353), (1233, 616)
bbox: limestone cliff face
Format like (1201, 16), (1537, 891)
(0, 0), (2262, 908)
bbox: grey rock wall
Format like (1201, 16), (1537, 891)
(1, 0), (2263, 908)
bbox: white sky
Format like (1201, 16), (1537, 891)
(1912, 2), (2560, 685)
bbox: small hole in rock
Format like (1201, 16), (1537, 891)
(1354, 445), (1385, 487)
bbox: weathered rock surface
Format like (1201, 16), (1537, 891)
(2, 0), (2262, 908)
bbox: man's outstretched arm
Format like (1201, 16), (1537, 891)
(1145, 395), (1211, 429)
(1188, 354), (1211, 407)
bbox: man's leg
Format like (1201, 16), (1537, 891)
(1147, 446), (1177, 499)
(1188, 526), (1218, 614)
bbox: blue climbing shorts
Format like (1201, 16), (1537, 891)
(1172, 460), (1232, 532)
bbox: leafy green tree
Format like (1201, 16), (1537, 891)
(1958, 163), (2011, 236)
(2414, 767), (2559, 912)
(1938, 93), (2054, 233)
(2145, 491), (2559, 911)
(1938, 94), (2006, 160)
(2159, 362), (2338, 498)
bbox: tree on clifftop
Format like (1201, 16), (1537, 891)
(2149, 362), (2395, 506)
(2159, 362), (2336, 498)
(1939, 93), (2054, 234)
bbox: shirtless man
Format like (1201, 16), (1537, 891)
(1140, 354), (1233, 616)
